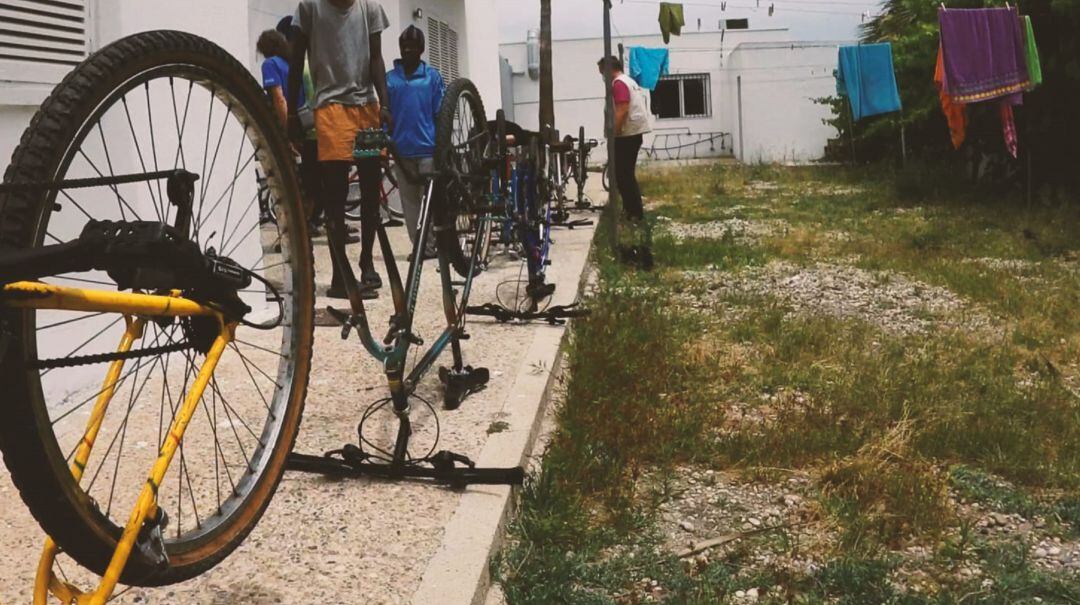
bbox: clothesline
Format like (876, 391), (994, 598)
(621, 0), (879, 17)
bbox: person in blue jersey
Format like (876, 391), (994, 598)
(386, 25), (444, 259)
(256, 29), (296, 224)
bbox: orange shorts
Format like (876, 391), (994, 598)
(314, 102), (381, 162)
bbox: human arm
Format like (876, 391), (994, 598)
(369, 31), (392, 130)
(612, 79), (631, 135)
(269, 86), (289, 128)
(614, 102), (629, 136)
(431, 70), (445, 119)
(286, 29), (308, 142)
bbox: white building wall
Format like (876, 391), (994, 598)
(501, 30), (843, 165)
(722, 41), (844, 163)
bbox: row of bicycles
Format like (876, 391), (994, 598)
(0, 32), (596, 603)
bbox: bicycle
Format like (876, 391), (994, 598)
(567, 126), (601, 210)
(287, 83), (518, 483)
(0, 31), (522, 604)
(487, 113), (557, 307)
(0, 31), (314, 602)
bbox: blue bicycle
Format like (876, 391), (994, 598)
(489, 111), (556, 309)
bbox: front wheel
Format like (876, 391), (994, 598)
(433, 79), (491, 278)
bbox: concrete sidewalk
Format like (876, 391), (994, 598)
(0, 188), (601, 604)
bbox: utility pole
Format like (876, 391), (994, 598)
(602, 0), (620, 248)
(539, 0), (554, 141)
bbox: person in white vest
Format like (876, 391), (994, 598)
(598, 55), (651, 221)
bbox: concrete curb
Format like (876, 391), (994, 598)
(411, 218), (599, 605)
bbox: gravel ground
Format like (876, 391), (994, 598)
(680, 261), (998, 336)
(0, 215), (596, 604)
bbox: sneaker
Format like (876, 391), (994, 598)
(360, 267), (383, 289)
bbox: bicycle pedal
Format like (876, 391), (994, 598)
(327, 306), (357, 340)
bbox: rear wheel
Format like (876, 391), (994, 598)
(434, 79), (491, 278)
(0, 31), (313, 586)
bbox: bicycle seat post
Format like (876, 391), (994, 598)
(166, 170), (199, 239)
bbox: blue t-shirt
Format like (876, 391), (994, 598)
(261, 56), (306, 108)
(387, 60), (445, 159)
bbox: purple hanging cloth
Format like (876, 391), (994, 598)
(938, 8), (1030, 104)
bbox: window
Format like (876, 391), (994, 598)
(426, 17), (459, 81)
(0, 0), (89, 68)
(650, 73), (711, 119)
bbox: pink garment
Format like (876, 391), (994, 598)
(613, 79), (631, 104)
(1000, 102), (1018, 158)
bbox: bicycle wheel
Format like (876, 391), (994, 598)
(434, 79), (491, 277)
(344, 167), (362, 216)
(383, 165), (404, 219)
(0, 31), (313, 586)
(602, 162), (610, 192)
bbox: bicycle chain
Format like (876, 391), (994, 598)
(31, 341), (194, 370)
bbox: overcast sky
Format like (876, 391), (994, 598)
(496, 0), (881, 45)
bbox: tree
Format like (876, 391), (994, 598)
(826, 0), (1080, 189)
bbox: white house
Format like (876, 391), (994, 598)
(0, 0), (502, 171)
(500, 27), (849, 164)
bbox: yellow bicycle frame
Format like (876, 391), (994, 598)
(2, 281), (234, 605)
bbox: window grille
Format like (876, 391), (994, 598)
(650, 73), (711, 119)
(0, 0), (89, 67)
(426, 16), (459, 81)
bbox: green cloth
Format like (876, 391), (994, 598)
(1022, 16), (1042, 89)
(658, 2), (684, 44)
(303, 61), (317, 140)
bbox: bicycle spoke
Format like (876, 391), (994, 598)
(81, 327), (176, 492)
(195, 88), (215, 237)
(146, 81), (166, 221)
(171, 78), (194, 171)
(218, 127), (251, 251)
(210, 377), (255, 468)
(195, 149), (259, 235)
(228, 343), (275, 413)
(38, 312), (108, 331)
(221, 195), (260, 255)
(76, 148), (143, 221)
(120, 96), (163, 221)
(40, 315), (125, 379)
(235, 338), (288, 359)
(194, 99), (232, 242)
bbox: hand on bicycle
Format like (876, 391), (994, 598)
(287, 112), (304, 147)
(380, 106), (394, 132)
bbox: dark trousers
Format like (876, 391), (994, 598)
(320, 158), (380, 287)
(613, 134), (644, 220)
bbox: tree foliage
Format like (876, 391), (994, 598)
(825, 0), (1080, 189)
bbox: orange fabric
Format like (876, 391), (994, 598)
(314, 103), (382, 162)
(934, 46), (967, 149)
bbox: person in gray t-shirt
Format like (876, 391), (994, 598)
(287, 0), (391, 300)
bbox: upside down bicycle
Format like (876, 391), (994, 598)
(0, 31), (517, 605)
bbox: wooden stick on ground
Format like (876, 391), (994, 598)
(676, 522), (803, 559)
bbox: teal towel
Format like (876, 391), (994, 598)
(836, 43), (903, 120)
(629, 47), (670, 91)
